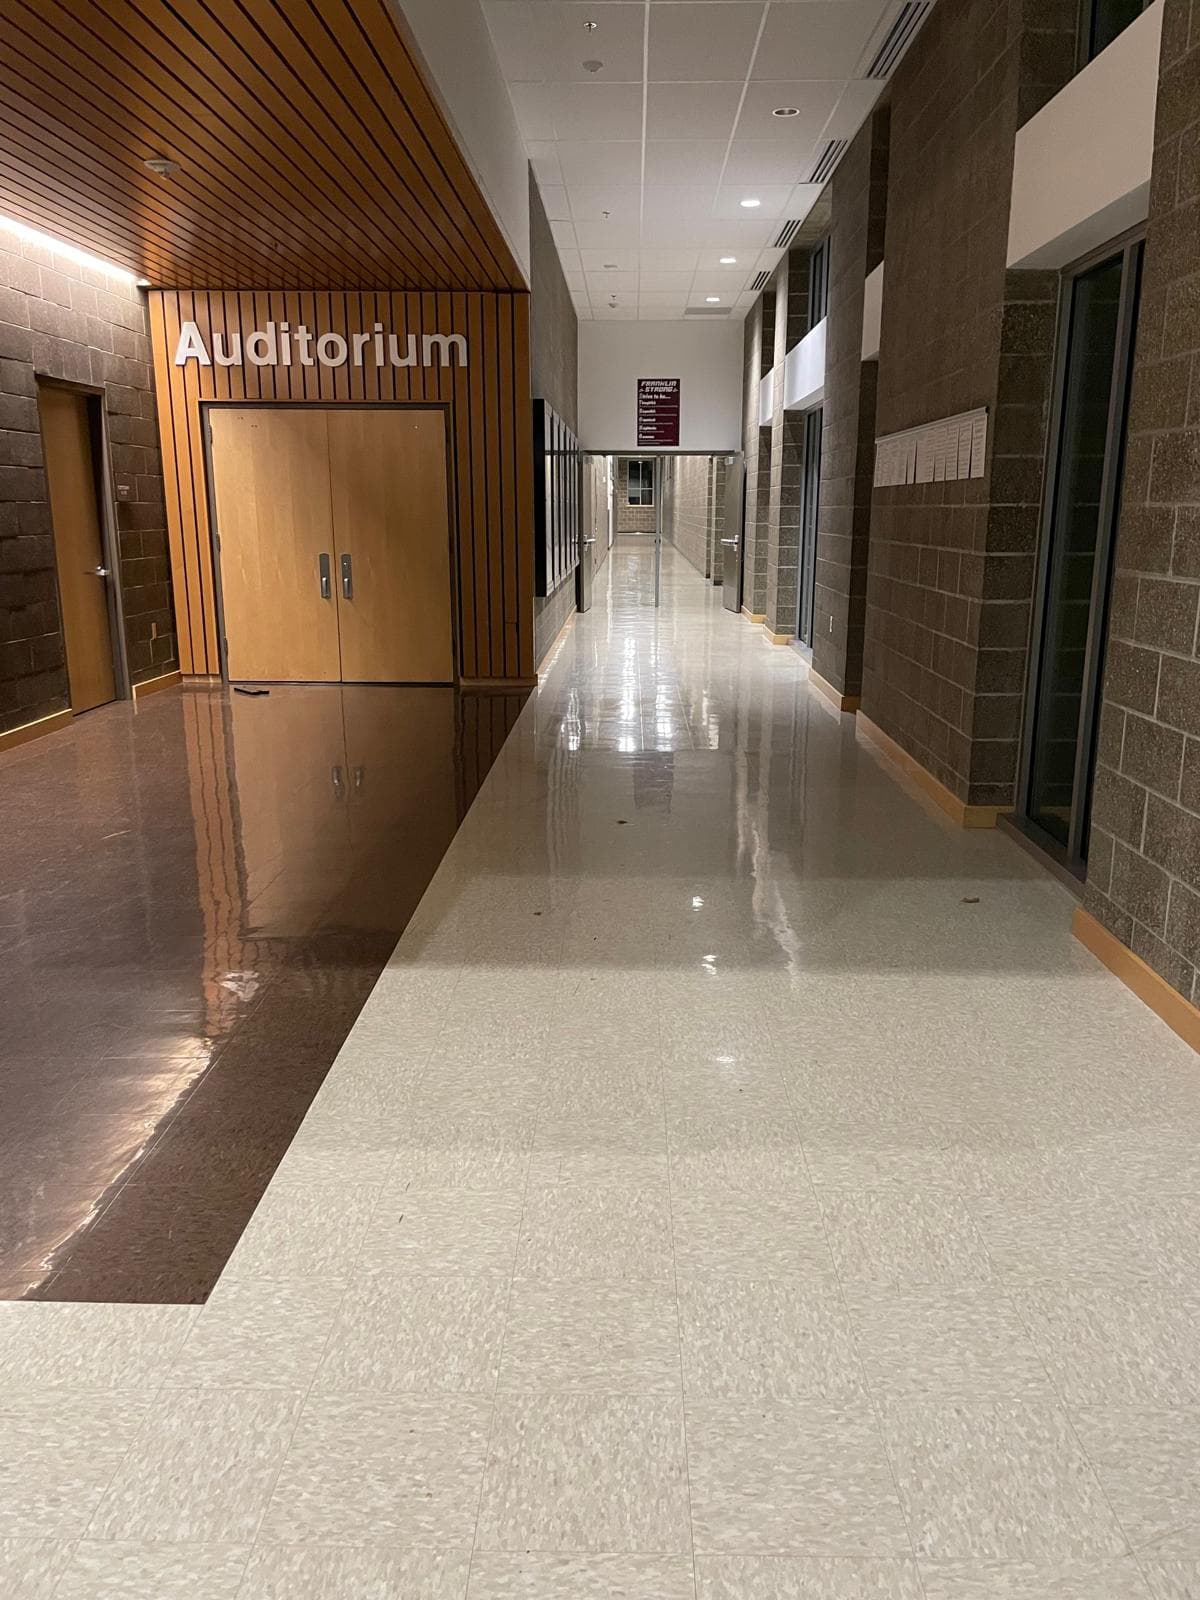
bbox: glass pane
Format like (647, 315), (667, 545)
(1087, 0), (1147, 60)
(1026, 255), (1124, 850)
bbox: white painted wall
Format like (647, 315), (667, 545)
(394, 0), (531, 282)
(783, 319), (826, 413)
(578, 321), (744, 452)
(862, 262), (883, 361)
(1007, 1), (1162, 270)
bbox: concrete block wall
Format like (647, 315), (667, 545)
(1084, 0), (1200, 1007)
(861, 0), (1074, 806)
(0, 223), (174, 735)
(811, 108), (888, 699)
(665, 454), (713, 577)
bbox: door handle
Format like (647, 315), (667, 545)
(720, 538), (739, 547)
(583, 536), (597, 546)
(340, 553), (353, 600)
(332, 764), (345, 799)
(92, 565), (111, 577)
(318, 553), (331, 599)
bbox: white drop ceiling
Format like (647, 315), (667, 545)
(482, 0), (907, 320)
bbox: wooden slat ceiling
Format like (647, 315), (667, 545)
(0, 0), (525, 291)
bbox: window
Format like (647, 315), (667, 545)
(1017, 237), (1143, 874)
(807, 237), (830, 332)
(627, 459), (654, 505)
(1079, 0), (1152, 65)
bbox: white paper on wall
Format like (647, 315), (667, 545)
(873, 408), (988, 492)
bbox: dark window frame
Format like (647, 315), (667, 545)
(626, 457), (655, 506)
(807, 237), (830, 332)
(1013, 230), (1144, 878)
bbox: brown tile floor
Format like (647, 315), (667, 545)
(0, 681), (524, 1302)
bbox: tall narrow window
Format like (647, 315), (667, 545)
(627, 459), (654, 506)
(807, 238), (830, 331)
(798, 408), (823, 647)
(1018, 239), (1142, 873)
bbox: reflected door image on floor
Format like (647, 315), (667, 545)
(208, 406), (454, 685)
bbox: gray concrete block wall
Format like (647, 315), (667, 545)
(1085, 0), (1200, 1006)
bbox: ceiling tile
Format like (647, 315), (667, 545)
(572, 218), (643, 247)
(557, 140), (644, 186)
(648, 3), (762, 83)
(540, 185), (572, 220)
(702, 216), (780, 246)
(639, 217), (715, 247)
(721, 141), (814, 186)
(527, 141), (564, 186)
(713, 184), (795, 219)
(643, 140), (729, 187)
(752, 4), (886, 81)
(645, 82), (743, 140)
(640, 186), (718, 222)
(735, 82), (843, 143)
(569, 186), (644, 221)
(585, 269), (639, 292)
(580, 246), (641, 271)
(550, 218), (579, 247)
(636, 271), (696, 291)
(483, 1), (644, 83)
(637, 290), (689, 307)
(543, 82), (645, 139)
(593, 303), (639, 319)
(507, 83), (559, 141)
(637, 249), (702, 273)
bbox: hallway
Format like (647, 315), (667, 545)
(3, 541), (1199, 1598)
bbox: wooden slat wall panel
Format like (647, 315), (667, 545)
(149, 289), (535, 684)
(0, 0), (524, 292)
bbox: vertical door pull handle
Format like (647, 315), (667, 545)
(319, 553), (331, 599)
(340, 553), (353, 600)
(332, 764), (345, 799)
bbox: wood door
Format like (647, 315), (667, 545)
(327, 409), (454, 683)
(38, 386), (116, 713)
(209, 408), (341, 682)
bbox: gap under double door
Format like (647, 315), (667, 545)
(208, 405), (455, 684)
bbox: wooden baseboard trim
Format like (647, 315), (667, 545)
(132, 670), (182, 701)
(460, 675), (539, 691)
(808, 668), (861, 715)
(0, 707), (73, 754)
(740, 606), (766, 623)
(764, 627), (794, 645)
(856, 713), (1008, 829)
(1073, 905), (1200, 1054)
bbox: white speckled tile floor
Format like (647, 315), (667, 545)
(3, 542), (1199, 1598)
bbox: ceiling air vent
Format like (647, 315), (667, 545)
(808, 139), (849, 185)
(864, 1), (933, 80)
(684, 305), (732, 316)
(772, 219), (802, 250)
(750, 269), (770, 292)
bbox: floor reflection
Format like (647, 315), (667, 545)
(0, 683), (525, 1302)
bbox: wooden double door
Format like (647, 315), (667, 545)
(209, 407), (454, 684)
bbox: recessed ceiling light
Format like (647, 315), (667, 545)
(719, 256), (736, 265)
(772, 107), (800, 118)
(740, 197), (761, 208)
(583, 17), (598, 29)
(705, 296), (721, 304)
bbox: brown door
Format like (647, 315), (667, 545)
(38, 386), (117, 713)
(208, 408), (341, 682)
(327, 409), (454, 683)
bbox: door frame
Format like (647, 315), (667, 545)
(37, 377), (131, 704)
(798, 406), (823, 648)
(1013, 228), (1145, 877)
(202, 401), (460, 686)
